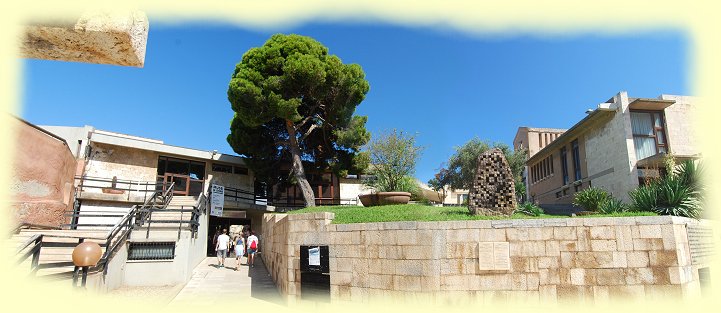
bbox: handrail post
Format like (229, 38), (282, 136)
(30, 235), (42, 275)
(177, 206), (183, 240)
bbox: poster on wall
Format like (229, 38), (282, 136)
(308, 246), (321, 266)
(210, 184), (224, 217)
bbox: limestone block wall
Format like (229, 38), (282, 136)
(660, 95), (698, 157)
(262, 213), (711, 304)
(585, 92), (638, 202)
(208, 170), (253, 193)
(84, 142), (159, 183)
(339, 178), (374, 204)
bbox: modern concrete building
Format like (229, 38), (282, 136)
(519, 91), (700, 212)
(9, 120), (374, 290)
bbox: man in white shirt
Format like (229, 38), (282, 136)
(246, 231), (259, 268)
(216, 229), (230, 268)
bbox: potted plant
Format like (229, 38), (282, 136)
(359, 129), (423, 207)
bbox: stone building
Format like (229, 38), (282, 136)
(517, 91), (700, 212)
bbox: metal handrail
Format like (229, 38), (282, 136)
(10, 223), (62, 236)
(13, 182), (177, 280)
(74, 175), (167, 202)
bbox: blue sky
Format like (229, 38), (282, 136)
(21, 22), (687, 183)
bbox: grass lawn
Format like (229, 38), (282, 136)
(287, 204), (657, 224)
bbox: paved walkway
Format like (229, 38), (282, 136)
(168, 256), (284, 308)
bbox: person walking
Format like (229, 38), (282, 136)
(234, 235), (245, 271)
(247, 231), (259, 268)
(215, 229), (230, 268)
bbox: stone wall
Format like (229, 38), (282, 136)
(660, 94), (698, 157)
(262, 213), (711, 304)
(85, 142), (159, 183)
(9, 117), (76, 227)
(208, 170), (253, 192)
(585, 92), (638, 202)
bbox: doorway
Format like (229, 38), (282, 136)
(207, 215), (251, 256)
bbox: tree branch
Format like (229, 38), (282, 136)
(299, 123), (320, 142)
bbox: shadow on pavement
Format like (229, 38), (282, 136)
(248, 255), (285, 305)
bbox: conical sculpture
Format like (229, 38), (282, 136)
(468, 148), (517, 216)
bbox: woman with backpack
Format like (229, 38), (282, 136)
(246, 231), (259, 268)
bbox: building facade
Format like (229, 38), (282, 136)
(520, 92), (699, 211)
(514, 127), (568, 202)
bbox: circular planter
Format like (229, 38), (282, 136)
(358, 192), (412, 207)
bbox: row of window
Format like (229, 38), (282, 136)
(157, 156), (249, 179)
(530, 155), (554, 184)
(531, 139), (582, 185)
(212, 163), (249, 175)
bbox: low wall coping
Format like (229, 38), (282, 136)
(277, 212), (708, 231)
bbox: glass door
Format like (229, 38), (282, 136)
(165, 174), (190, 196)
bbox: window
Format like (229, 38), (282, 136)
(560, 147), (569, 185)
(234, 166), (249, 175)
(631, 111), (668, 160)
(572, 139), (581, 181)
(212, 163), (233, 173)
(128, 242), (175, 260)
(158, 157), (206, 180)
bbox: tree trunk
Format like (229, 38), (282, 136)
(285, 120), (316, 207)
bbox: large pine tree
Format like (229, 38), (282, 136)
(227, 34), (370, 207)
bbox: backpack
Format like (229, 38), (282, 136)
(250, 240), (257, 250)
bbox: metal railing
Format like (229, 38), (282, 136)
(14, 182), (177, 282)
(74, 175), (167, 203)
(218, 186), (358, 209)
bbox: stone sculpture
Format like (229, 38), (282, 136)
(468, 148), (517, 216)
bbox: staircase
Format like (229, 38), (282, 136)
(11, 229), (109, 281)
(137, 195), (203, 238)
(10, 181), (208, 288)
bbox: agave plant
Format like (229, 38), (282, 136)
(629, 184), (658, 212)
(597, 198), (629, 214)
(655, 176), (702, 219)
(514, 202), (544, 217)
(675, 160), (704, 194)
(629, 171), (703, 218)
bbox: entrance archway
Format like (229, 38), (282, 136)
(207, 215), (251, 256)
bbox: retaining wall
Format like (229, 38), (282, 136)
(262, 213), (713, 304)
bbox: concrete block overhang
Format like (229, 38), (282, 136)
(20, 11), (149, 67)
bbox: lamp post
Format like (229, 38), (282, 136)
(71, 241), (102, 288)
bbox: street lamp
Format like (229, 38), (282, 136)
(71, 241), (102, 288)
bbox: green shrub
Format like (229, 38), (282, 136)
(655, 176), (702, 218)
(597, 198), (630, 214)
(629, 175), (702, 219)
(629, 184), (658, 212)
(514, 202), (544, 217)
(572, 187), (611, 212)
(675, 160), (704, 194)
